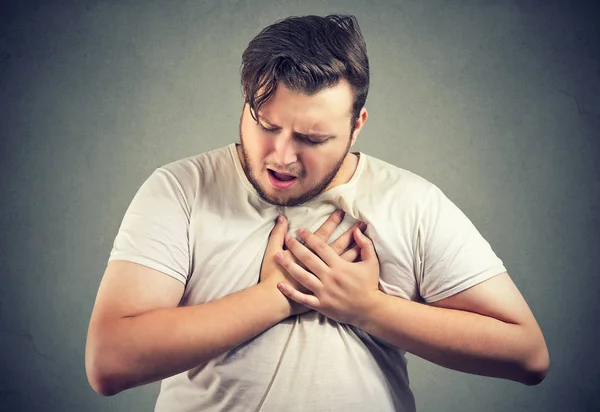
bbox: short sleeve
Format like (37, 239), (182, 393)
(108, 167), (191, 284)
(417, 186), (506, 303)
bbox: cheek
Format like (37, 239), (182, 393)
(244, 135), (269, 162)
(305, 148), (344, 178)
(299, 156), (323, 178)
(256, 145), (272, 166)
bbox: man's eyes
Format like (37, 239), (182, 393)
(258, 123), (325, 146)
(302, 138), (324, 147)
(259, 123), (278, 134)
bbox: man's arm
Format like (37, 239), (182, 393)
(85, 260), (291, 396)
(356, 272), (549, 385)
(277, 227), (549, 385)
(85, 211), (364, 396)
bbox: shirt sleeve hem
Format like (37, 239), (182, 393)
(108, 254), (188, 285)
(423, 266), (507, 304)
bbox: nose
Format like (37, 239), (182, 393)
(272, 133), (298, 166)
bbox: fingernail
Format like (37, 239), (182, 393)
(337, 209), (345, 217)
(278, 215), (286, 224)
(359, 222), (367, 231)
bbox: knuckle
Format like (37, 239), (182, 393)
(347, 247), (359, 261)
(315, 225), (334, 240)
(315, 233), (329, 241)
(331, 237), (352, 254)
(319, 296), (334, 310)
(308, 298), (319, 309)
(312, 238), (327, 253)
(329, 244), (342, 256)
(343, 233), (354, 247)
(314, 230), (328, 241)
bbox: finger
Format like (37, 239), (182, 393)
(296, 229), (340, 268)
(353, 226), (377, 261)
(276, 251), (323, 293)
(340, 244), (361, 262)
(278, 282), (320, 309)
(313, 209), (345, 242)
(266, 215), (288, 254)
(330, 221), (366, 256)
(285, 233), (330, 276)
(283, 249), (308, 271)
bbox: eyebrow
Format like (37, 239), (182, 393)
(258, 114), (335, 140)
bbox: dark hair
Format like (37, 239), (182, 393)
(241, 14), (369, 127)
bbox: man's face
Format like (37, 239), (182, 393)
(238, 80), (366, 206)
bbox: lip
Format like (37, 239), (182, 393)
(269, 168), (297, 178)
(267, 169), (298, 190)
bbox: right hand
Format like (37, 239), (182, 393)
(260, 209), (367, 315)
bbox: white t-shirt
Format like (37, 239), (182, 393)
(109, 143), (506, 412)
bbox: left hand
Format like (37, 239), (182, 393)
(275, 225), (382, 326)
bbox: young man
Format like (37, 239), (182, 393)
(86, 15), (549, 411)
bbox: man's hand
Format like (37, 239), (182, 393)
(275, 225), (381, 325)
(260, 210), (366, 316)
(276, 227), (550, 385)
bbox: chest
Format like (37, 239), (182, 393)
(181, 203), (420, 306)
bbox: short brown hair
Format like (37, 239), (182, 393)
(241, 14), (369, 127)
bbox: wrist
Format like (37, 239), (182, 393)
(254, 281), (295, 320)
(351, 289), (387, 330)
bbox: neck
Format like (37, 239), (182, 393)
(325, 152), (359, 191)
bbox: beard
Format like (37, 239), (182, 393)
(238, 122), (352, 207)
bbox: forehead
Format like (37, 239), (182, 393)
(258, 80), (354, 128)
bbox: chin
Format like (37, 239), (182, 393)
(262, 189), (303, 206)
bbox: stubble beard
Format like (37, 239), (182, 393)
(238, 127), (352, 207)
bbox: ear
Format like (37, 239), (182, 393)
(350, 107), (368, 146)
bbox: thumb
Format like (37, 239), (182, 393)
(267, 215), (288, 251)
(354, 226), (375, 260)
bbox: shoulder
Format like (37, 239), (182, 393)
(132, 145), (234, 208)
(159, 144), (234, 181)
(357, 153), (438, 206)
(150, 144), (235, 193)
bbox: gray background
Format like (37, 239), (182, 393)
(1, 0), (599, 411)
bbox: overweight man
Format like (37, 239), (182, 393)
(85, 14), (549, 412)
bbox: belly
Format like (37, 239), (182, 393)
(155, 312), (414, 412)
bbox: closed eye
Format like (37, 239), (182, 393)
(258, 123), (278, 134)
(294, 133), (328, 146)
(259, 122), (327, 146)
(300, 137), (326, 147)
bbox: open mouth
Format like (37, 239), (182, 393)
(267, 169), (298, 189)
(269, 169), (296, 181)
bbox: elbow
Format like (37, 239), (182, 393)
(520, 343), (550, 386)
(86, 352), (123, 396)
(85, 335), (125, 396)
(87, 369), (121, 397)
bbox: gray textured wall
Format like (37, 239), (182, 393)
(1, 1), (598, 411)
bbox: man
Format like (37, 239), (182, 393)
(85, 14), (549, 411)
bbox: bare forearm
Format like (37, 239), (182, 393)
(86, 283), (290, 395)
(356, 293), (548, 385)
